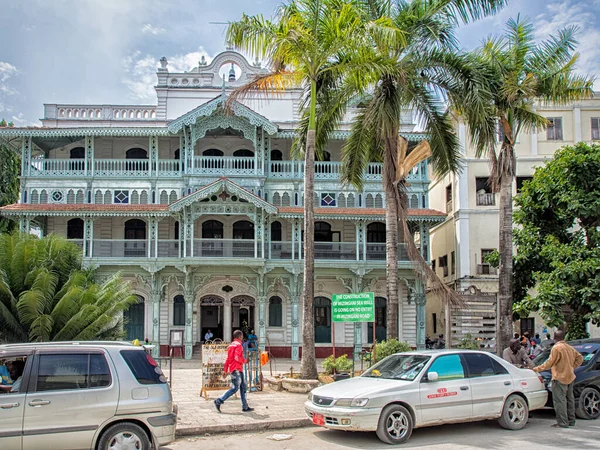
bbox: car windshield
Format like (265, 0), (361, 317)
(362, 355), (430, 381)
(532, 347), (597, 367)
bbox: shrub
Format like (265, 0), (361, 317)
(457, 333), (480, 350)
(374, 339), (412, 361)
(322, 354), (353, 374)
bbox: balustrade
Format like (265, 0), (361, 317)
(92, 239), (147, 258)
(30, 158), (84, 176)
(192, 156), (255, 176)
(94, 159), (149, 177)
(157, 159), (181, 177)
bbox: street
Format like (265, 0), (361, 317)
(164, 410), (600, 449)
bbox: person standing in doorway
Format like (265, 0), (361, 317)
(204, 329), (213, 342)
(214, 329), (254, 413)
(533, 330), (583, 428)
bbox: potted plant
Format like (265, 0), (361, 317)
(323, 355), (353, 381)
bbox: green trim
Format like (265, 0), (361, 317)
(275, 129), (428, 141)
(0, 127), (170, 138)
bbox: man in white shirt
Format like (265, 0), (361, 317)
(204, 329), (214, 342)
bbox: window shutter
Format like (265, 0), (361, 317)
(592, 118), (600, 140)
(555, 118), (563, 140)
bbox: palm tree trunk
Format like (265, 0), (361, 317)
(301, 80), (318, 380)
(383, 136), (399, 340)
(497, 172), (514, 355)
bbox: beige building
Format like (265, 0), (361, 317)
(428, 93), (600, 342)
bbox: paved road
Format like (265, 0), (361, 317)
(163, 410), (600, 449)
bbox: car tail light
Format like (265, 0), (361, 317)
(537, 375), (545, 384)
(146, 353), (158, 367)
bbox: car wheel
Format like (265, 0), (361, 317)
(376, 404), (413, 445)
(97, 422), (151, 450)
(498, 394), (529, 430)
(576, 387), (600, 420)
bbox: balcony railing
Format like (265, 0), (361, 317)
(30, 158), (85, 177)
(88, 239), (411, 261)
(191, 156), (255, 176)
(476, 192), (496, 206)
(94, 159), (149, 177)
(157, 159), (181, 177)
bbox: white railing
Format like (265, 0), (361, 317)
(476, 192), (496, 206)
(192, 156), (255, 176)
(157, 240), (180, 258)
(192, 239), (256, 258)
(366, 243), (409, 261)
(314, 162), (342, 180)
(92, 239), (147, 258)
(30, 158), (85, 176)
(268, 160), (299, 178)
(157, 159), (181, 177)
(94, 159), (149, 177)
(314, 242), (356, 259)
(46, 104), (157, 121)
(268, 242), (295, 259)
(365, 163), (383, 181)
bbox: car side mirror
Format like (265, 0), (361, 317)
(427, 371), (439, 382)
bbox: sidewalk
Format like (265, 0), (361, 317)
(170, 359), (324, 436)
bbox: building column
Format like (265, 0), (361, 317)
(148, 217), (158, 258)
(291, 220), (296, 260)
(22, 137), (32, 177)
(150, 275), (162, 358)
(257, 296), (267, 348)
(290, 273), (301, 360)
(85, 135), (94, 177)
(184, 273), (194, 359)
(355, 220), (365, 261)
(223, 298), (232, 342)
(149, 135), (158, 178)
(413, 280), (427, 350)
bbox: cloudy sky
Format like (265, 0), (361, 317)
(0, 0), (598, 126)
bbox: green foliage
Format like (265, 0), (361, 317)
(483, 249), (500, 268)
(374, 339), (412, 361)
(457, 333), (480, 350)
(0, 232), (136, 342)
(0, 145), (20, 233)
(513, 142), (600, 333)
(322, 354), (353, 374)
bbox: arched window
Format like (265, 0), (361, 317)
(270, 149), (283, 160)
(233, 149), (254, 157)
(270, 221), (282, 242)
(314, 297), (331, 343)
(124, 219), (146, 257)
(367, 222), (386, 242)
(268, 296), (283, 327)
(67, 218), (84, 240)
(233, 220), (254, 239)
(173, 295), (185, 326)
(314, 222), (333, 242)
(174, 149), (180, 160)
(202, 220), (223, 239)
(368, 297), (387, 343)
(69, 147), (85, 159)
(202, 148), (224, 157)
(126, 148), (148, 159)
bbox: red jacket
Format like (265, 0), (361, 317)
(223, 339), (246, 373)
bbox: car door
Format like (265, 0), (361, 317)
(0, 353), (33, 450)
(462, 353), (513, 418)
(419, 353), (472, 424)
(22, 350), (119, 450)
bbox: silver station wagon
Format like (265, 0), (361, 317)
(0, 341), (176, 450)
(306, 350), (548, 445)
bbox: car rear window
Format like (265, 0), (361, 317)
(36, 353), (111, 391)
(120, 350), (165, 385)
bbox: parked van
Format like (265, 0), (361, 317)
(0, 341), (176, 450)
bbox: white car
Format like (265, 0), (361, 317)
(305, 350), (547, 445)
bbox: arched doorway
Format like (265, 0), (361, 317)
(67, 218), (84, 240)
(201, 220), (224, 257)
(233, 220), (254, 257)
(270, 149), (283, 173)
(202, 148), (224, 169)
(314, 297), (331, 343)
(125, 148), (148, 172)
(69, 146), (85, 172)
(232, 295), (255, 339)
(124, 295), (145, 341)
(368, 297), (387, 343)
(124, 219), (146, 257)
(200, 295), (224, 341)
(367, 222), (386, 260)
(233, 149), (254, 170)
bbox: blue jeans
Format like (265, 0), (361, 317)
(216, 370), (249, 410)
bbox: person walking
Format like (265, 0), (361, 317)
(214, 329), (254, 413)
(533, 330), (583, 428)
(503, 338), (534, 368)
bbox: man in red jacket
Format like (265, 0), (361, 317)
(214, 329), (254, 413)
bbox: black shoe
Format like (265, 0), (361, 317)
(569, 423), (576, 427)
(551, 423), (568, 428)
(214, 400), (221, 413)
(242, 407), (254, 412)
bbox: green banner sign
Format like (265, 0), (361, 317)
(332, 292), (375, 322)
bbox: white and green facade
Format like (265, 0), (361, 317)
(0, 50), (445, 359)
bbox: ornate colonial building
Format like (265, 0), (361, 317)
(0, 50), (445, 358)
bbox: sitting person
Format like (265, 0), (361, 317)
(0, 360), (25, 393)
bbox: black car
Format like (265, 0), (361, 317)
(532, 340), (600, 420)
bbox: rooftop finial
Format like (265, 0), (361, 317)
(228, 63), (236, 82)
(159, 57), (168, 69)
(199, 56), (207, 66)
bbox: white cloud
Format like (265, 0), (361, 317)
(11, 113), (26, 124)
(0, 62), (18, 82)
(142, 24), (166, 35)
(122, 48), (211, 101)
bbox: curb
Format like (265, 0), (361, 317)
(176, 417), (313, 437)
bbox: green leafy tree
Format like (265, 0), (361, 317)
(513, 142), (600, 340)
(0, 233), (137, 342)
(0, 139), (20, 234)
(227, 0), (381, 378)
(459, 17), (594, 353)
(339, 0), (507, 339)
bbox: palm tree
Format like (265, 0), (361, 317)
(0, 233), (136, 342)
(459, 16), (594, 354)
(340, 0), (508, 341)
(227, 0), (383, 378)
